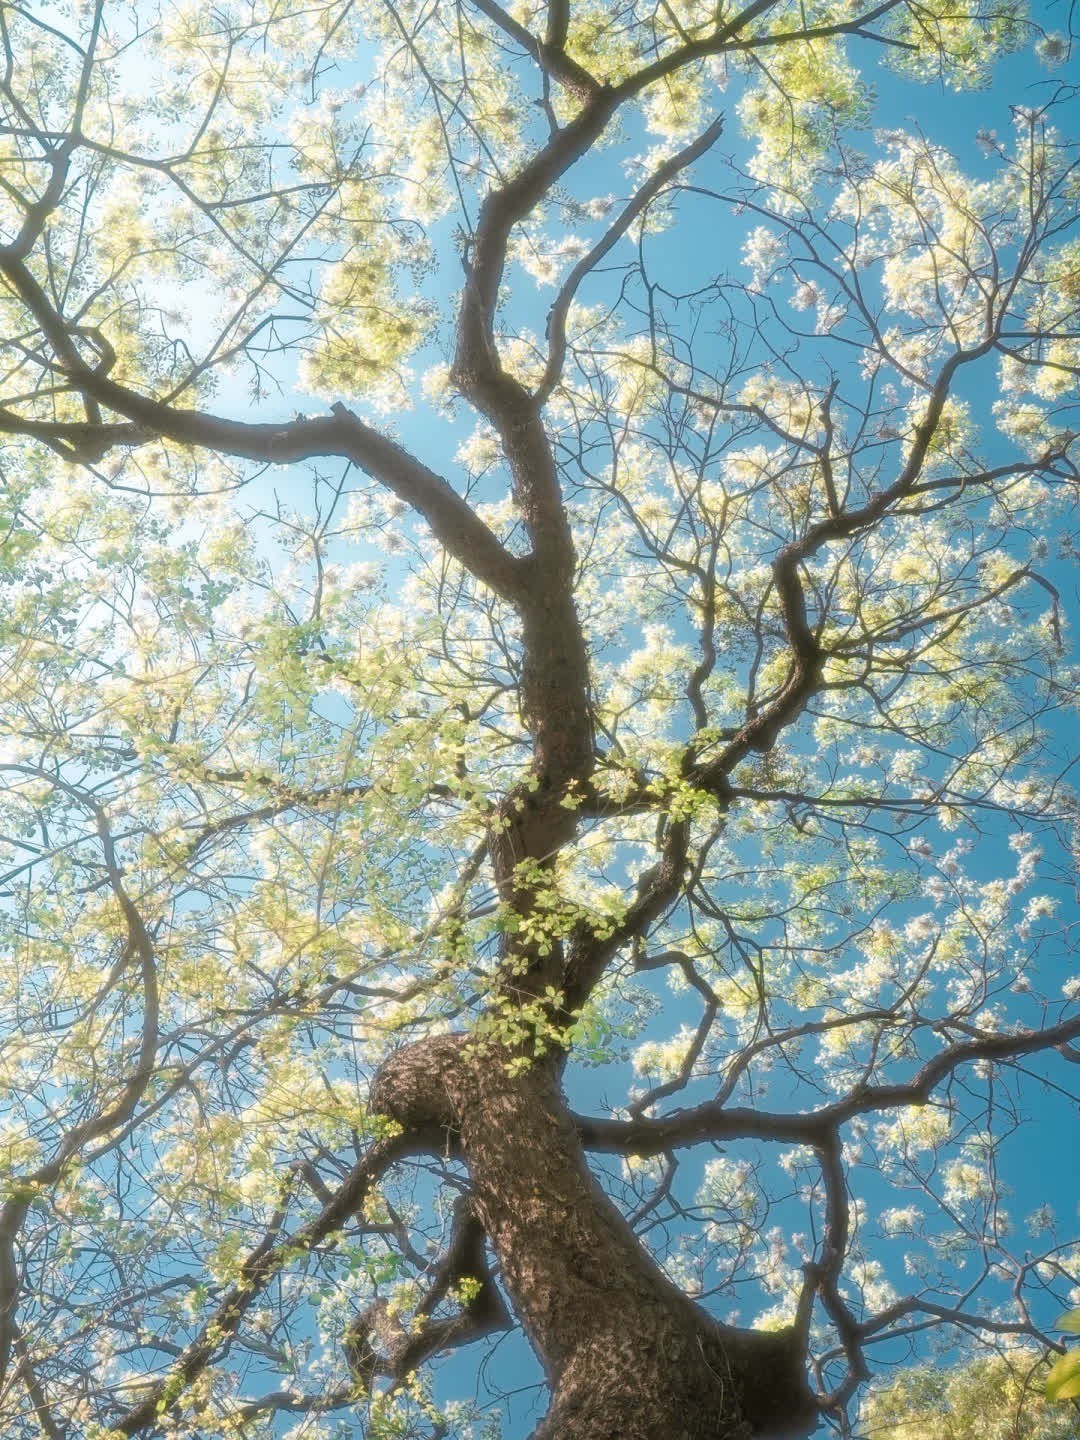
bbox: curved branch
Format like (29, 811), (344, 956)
(689, 340), (997, 784)
(468, 0), (599, 96)
(536, 116), (725, 403)
(345, 1194), (510, 1393)
(575, 1013), (1080, 1154)
(0, 787), (160, 1390)
(115, 1133), (413, 1435)
(0, 252), (525, 603)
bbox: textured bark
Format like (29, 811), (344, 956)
(372, 1035), (818, 1440)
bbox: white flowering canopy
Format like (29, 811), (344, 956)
(0, 0), (1077, 1436)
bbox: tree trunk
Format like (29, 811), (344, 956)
(373, 1036), (818, 1440)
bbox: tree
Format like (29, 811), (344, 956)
(0, 0), (1078, 1434)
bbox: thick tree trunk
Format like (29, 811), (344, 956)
(373, 1036), (818, 1440)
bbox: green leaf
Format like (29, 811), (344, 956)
(1056, 1308), (1080, 1335)
(1046, 1349), (1080, 1402)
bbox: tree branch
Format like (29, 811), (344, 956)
(0, 252), (525, 603)
(345, 1194), (510, 1394)
(536, 116), (725, 403)
(468, 0), (598, 95)
(575, 1014), (1080, 1154)
(115, 1133), (413, 1434)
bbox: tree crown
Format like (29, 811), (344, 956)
(0, 0), (1078, 1436)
